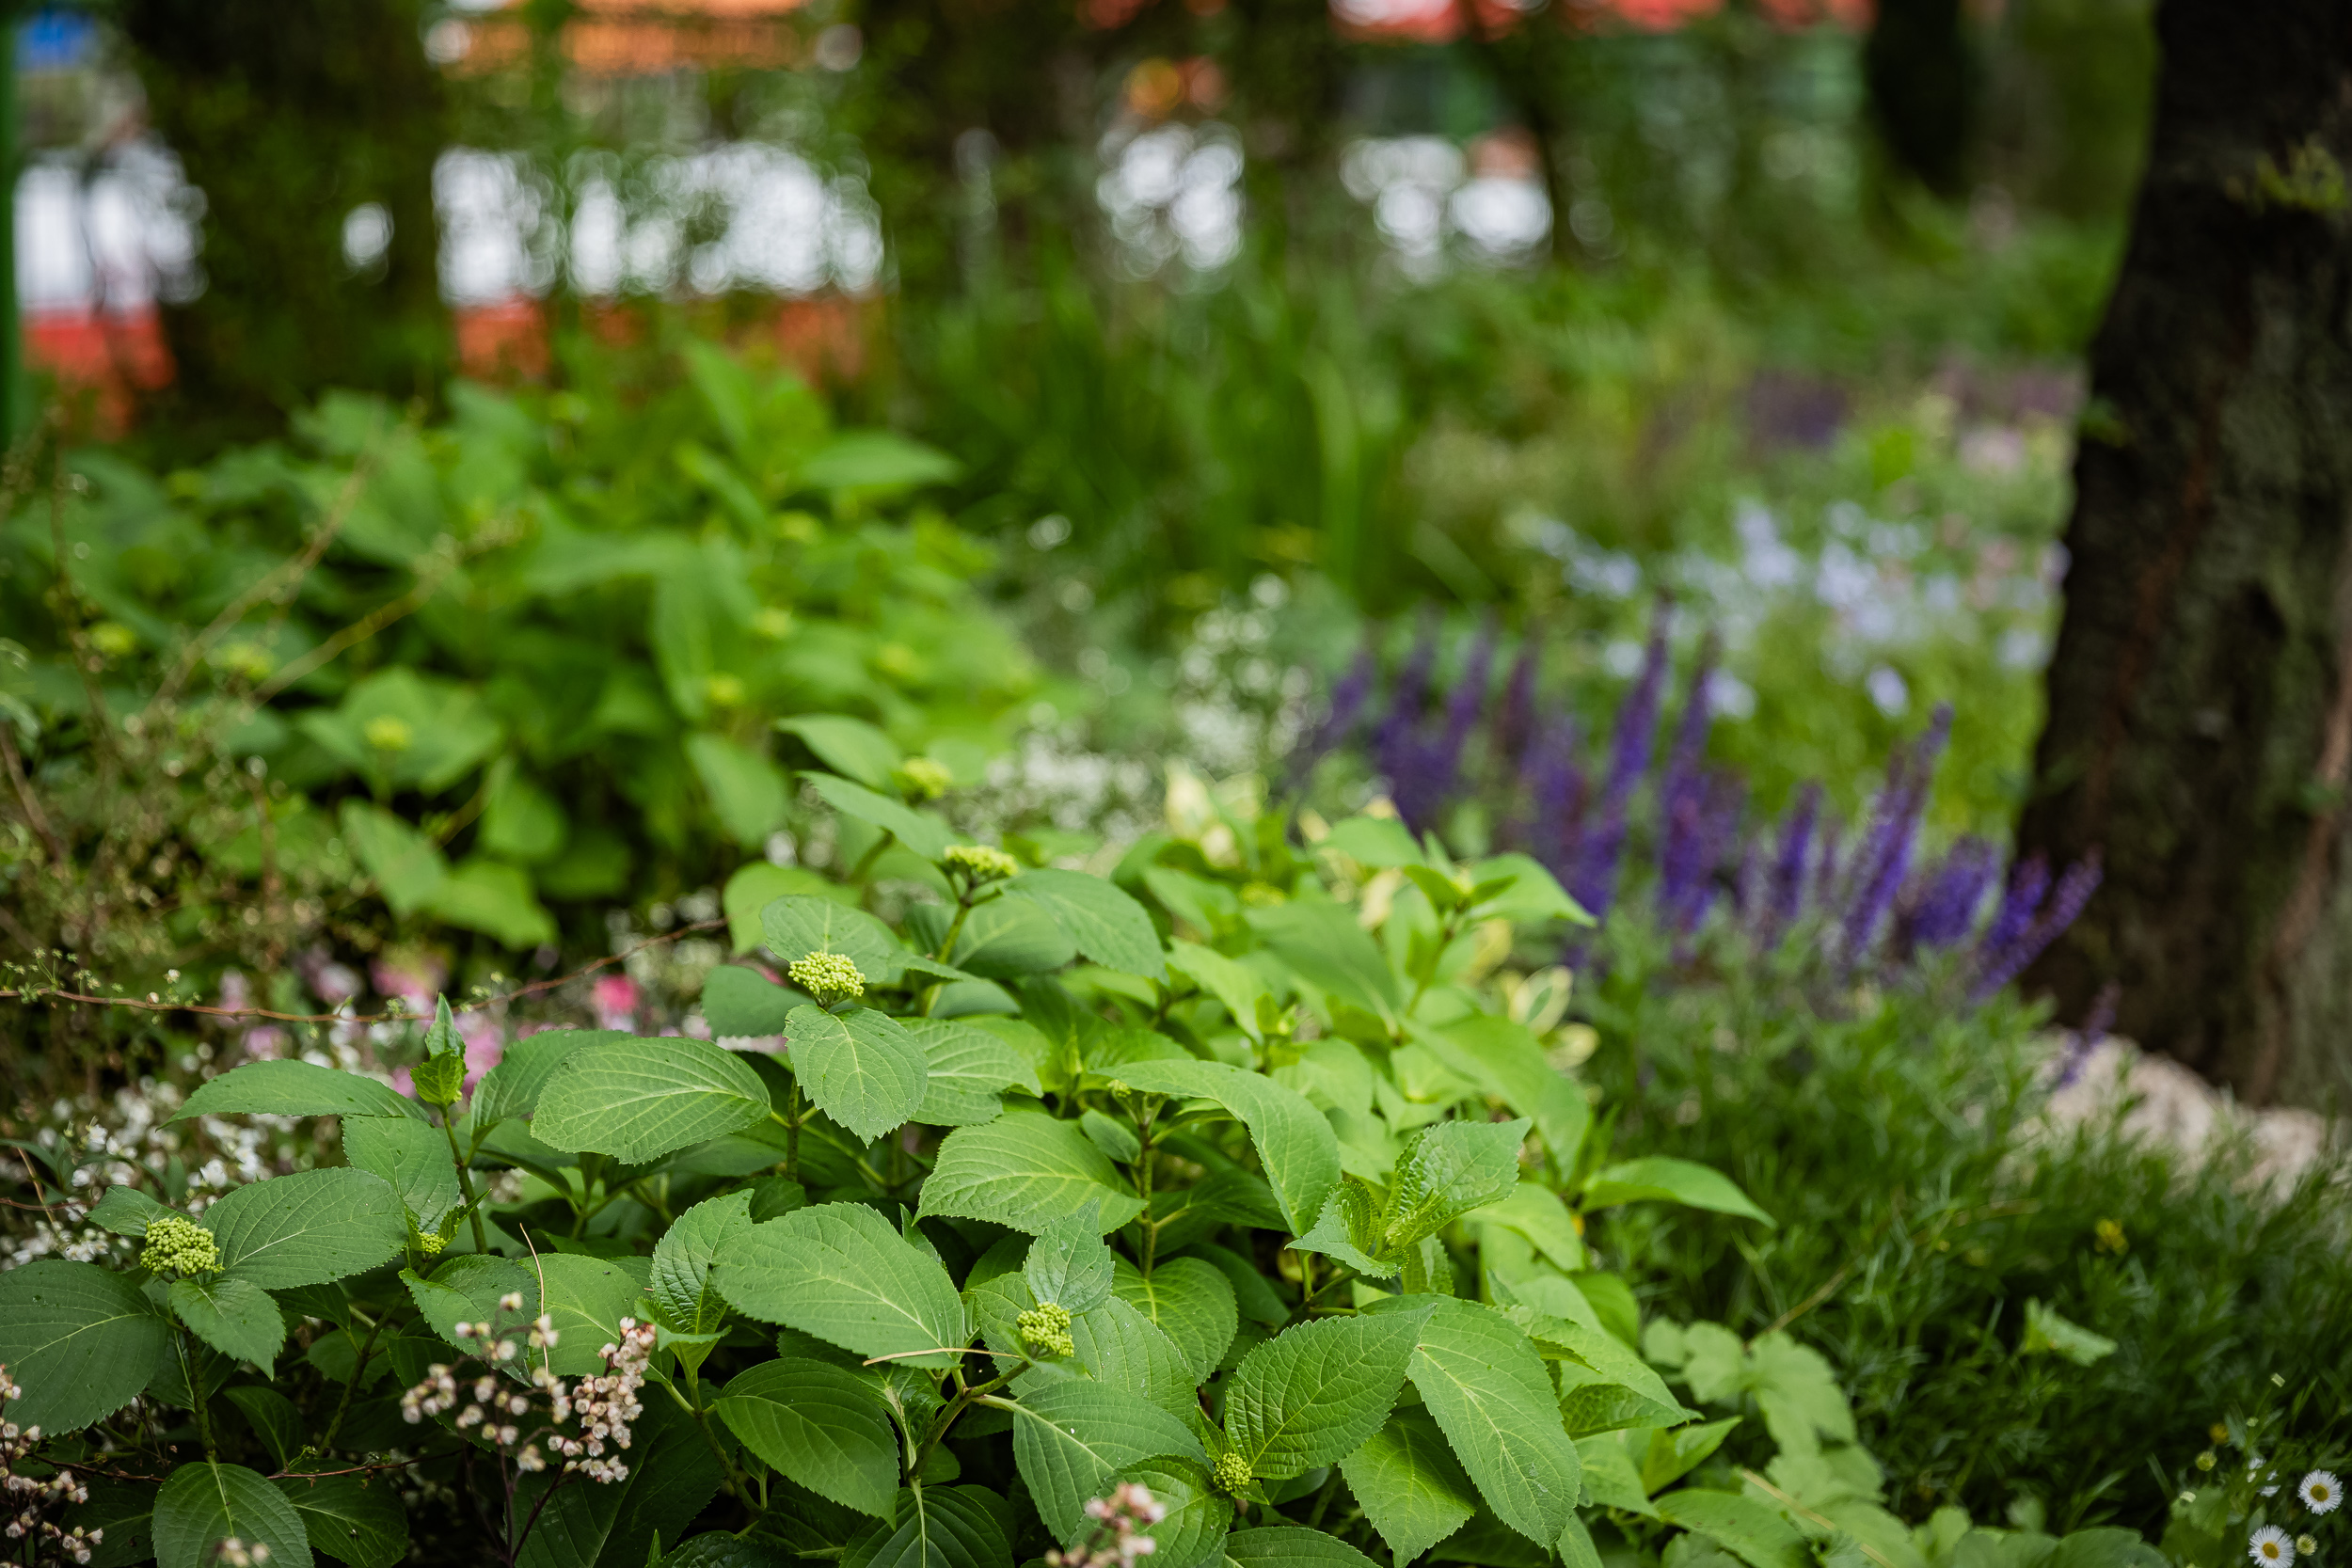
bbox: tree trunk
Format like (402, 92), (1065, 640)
(2018, 0), (2352, 1109)
(117, 0), (449, 451)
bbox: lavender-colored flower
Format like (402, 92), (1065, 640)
(1836, 705), (1951, 970)
(1813, 814), (1845, 915)
(1371, 616), (1439, 797)
(1971, 851), (2103, 1001)
(2052, 980), (2121, 1091)
(1289, 644), (1378, 789)
(1973, 853), (2051, 987)
(1394, 616), (1497, 832)
(1664, 771), (1747, 937)
(1897, 835), (2001, 954)
(1760, 783), (1822, 944)
(1655, 633), (1720, 911)
(1571, 600), (1673, 922)
(1491, 635), (1543, 779)
(1518, 718), (1588, 885)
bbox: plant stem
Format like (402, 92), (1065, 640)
(440, 1110), (490, 1255)
(666, 1379), (760, 1517)
(785, 1079), (802, 1179)
(181, 1332), (219, 1460)
(318, 1309), (384, 1452)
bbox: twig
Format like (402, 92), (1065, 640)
(0, 919), (727, 1022)
(0, 721), (65, 868)
(1738, 1468), (1898, 1568)
(154, 436), (385, 709)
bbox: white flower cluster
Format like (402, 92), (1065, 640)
(1045, 1482), (1164, 1568)
(400, 1298), (653, 1486)
(215, 1539), (270, 1567)
(0, 1366), (99, 1565)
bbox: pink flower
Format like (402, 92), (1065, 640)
(460, 1012), (505, 1091)
(242, 1026), (289, 1060)
(592, 975), (640, 1033)
(373, 954), (446, 1009)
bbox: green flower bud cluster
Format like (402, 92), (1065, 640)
(416, 1232), (447, 1257)
(141, 1214), (219, 1278)
(1211, 1450), (1253, 1495)
(789, 952), (866, 1006)
(896, 757), (954, 800)
(1017, 1302), (1075, 1359)
(945, 844), (1019, 883)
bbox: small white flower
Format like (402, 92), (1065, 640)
(2249, 1527), (2296, 1568)
(2303, 1470), (2343, 1515)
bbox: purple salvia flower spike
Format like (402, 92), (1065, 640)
(1973, 852), (2051, 986)
(1399, 614), (1498, 831)
(1763, 782), (1822, 943)
(1571, 598), (1673, 923)
(1372, 613), (1440, 802)
(2052, 979), (2121, 1091)
(1289, 643), (1378, 791)
(1837, 704), (1952, 970)
(1492, 634), (1543, 778)
(1971, 851), (2102, 1002)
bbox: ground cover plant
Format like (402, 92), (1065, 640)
(1283, 598), (2352, 1544)
(0, 343), (1038, 1079)
(0, 769), (2234, 1568)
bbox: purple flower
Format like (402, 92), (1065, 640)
(1663, 771), (1747, 937)
(1571, 600), (1673, 923)
(2052, 980), (2120, 1091)
(1399, 616), (1498, 832)
(1371, 616), (1440, 798)
(1518, 718), (1588, 886)
(1290, 644), (1378, 789)
(1896, 835), (2001, 954)
(1836, 704), (1951, 970)
(1973, 853), (2051, 984)
(1971, 851), (2102, 1002)
(1760, 782), (1822, 944)
(1491, 635), (1543, 778)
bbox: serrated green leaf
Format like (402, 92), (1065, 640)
(342, 1116), (461, 1234)
(787, 1006), (928, 1140)
(174, 1060), (421, 1124)
(1063, 1296), (1200, 1418)
(169, 1276), (285, 1370)
(533, 1037), (771, 1163)
(1104, 1059), (1339, 1237)
(1338, 1411), (1478, 1564)
(1383, 1118), (1529, 1254)
(1631, 1419), (1739, 1495)
(401, 1255), (537, 1355)
(153, 1463), (313, 1568)
(1025, 1201), (1115, 1313)
(776, 716), (901, 789)
(205, 1169), (405, 1289)
(1575, 1434), (1659, 1516)
(946, 897), (1076, 979)
(703, 965), (800, 1037)
(1167, 941), (1270, 1041)
(652, 1191), (757, 1336)
(804, 772), (958, 862)
(840, 1485), (1010, 1568)
(997, 1383), (1203, 1544)
(714, 1202), (969, 1369)
(1243, 901), (1402, 1023)
(66, 1474), (155, 1568)
(1226, 1308), (1427, 1481)
(1121, 1459), (1229, 1568)
(1511, 1307), (1697, 1433)
(1293, 1179), (1394, 1277)
(1110, 1258), (1235, 1383)
(274, 1473), (408, 1568)
(1222, 1526), (1383, 1568)
(1653, 1490), (1809, 1568)
(1406, 1297), (1581, 1546)
(470, 1029), (624, 1128)
(1581, 1157), (1772, 1226)
(1003, 869), (1167, 982)
(0, 1260), (168, 1433)
(1419, 1015), (1592, 1169)
(715, 1357), (900, 1518)
(225, 1387), (304, 1471)
(87, 1185), (169, 1238)
(538, 1253), (656, 1377)
(921, 1106), (1144, 1234)
(905, 1019), (1034, 1126)
(762, 895), (906, 979)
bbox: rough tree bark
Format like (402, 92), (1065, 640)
(2019, 0), (2352, 1109)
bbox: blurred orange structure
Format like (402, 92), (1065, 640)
(433, 0), (806, 76)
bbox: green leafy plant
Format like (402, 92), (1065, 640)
(0, 781), (1807, 1568)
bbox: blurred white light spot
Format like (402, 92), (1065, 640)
(342, 202), (392, 272)
(1866, 665), (1910, 716)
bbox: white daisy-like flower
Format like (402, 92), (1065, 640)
(2303, 1471), (2343, 1515)
(2249, 1527), (2295, 1568)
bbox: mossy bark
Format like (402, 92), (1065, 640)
(2020, 1), (2352, 1108)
